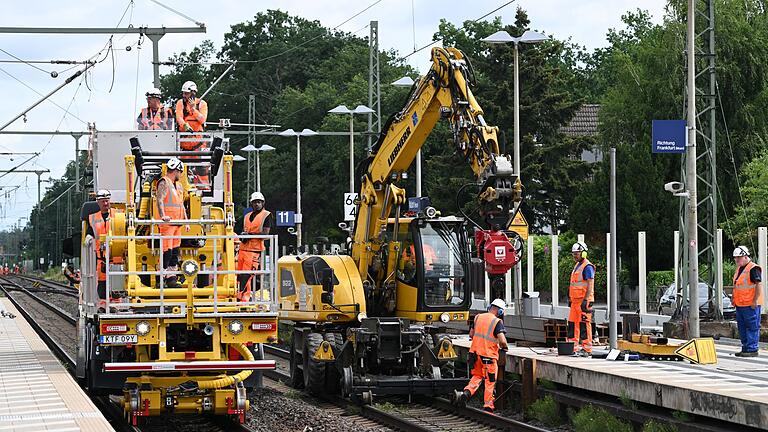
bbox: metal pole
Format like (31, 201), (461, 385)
(349, 114), (355, 195)
(527, 236), (534, 293)
(760, 227), (768, 316)
(551, 234), (558, 307)
(716, 228), (723, 317)
(416, 150), (422, 196)
(513, 42), (521, 176)
(296, 135), (302, 248)
(147, 34), (163, 89)
(256, 150), (261, 193)
(638, 231), (647, 315)
(686, 0), (700, 338)
(610, 147), (618, 349)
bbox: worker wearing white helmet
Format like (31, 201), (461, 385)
(175, 80), (208, 136)
(732, 245), (763, 357)
(237, 191), (272, 301)
(568, 241), (595, 356)
(153, 158), (190, 288)
(137, 87), (173, 130)
(86, 189), (123, 302)
(455, 298), (508, 412)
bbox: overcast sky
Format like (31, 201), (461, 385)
(0, 0), (667, 230)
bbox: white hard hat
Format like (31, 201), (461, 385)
(167, 157), (185, 172)
(250, 191), (265, 202)
(733, 246), (751, 257)
(571, 241), (588, 253)
(181, 81), (197, 93)
(145, 87), (162, 98)
(490, 298), (506, 310)
(95, 189), (111, 200)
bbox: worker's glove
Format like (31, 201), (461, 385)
(184, 124), (193, 132)
(581, 300), (592, 313)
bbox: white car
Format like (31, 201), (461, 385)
(657, 282), (736, 318)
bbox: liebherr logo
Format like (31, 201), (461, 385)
(388, 126), (411, 166)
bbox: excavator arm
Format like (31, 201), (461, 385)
(352, 46), (522, 283)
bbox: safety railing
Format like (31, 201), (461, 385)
(80, 237), (99, 314)
(176, 131), (224, 151)
(98, 224), (277, 319)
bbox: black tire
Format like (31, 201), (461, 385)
(289, 336), (304, 389)
(324, 333), (344, 394)
(303, 332), (326, 395)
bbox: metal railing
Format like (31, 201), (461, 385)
(93, 222), (277, 318)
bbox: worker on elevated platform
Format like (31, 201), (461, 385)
(86, 189), (120, 300)
(175, 81), (210, 188)
(154, 158), (189, 288)
(237, 191), (272, 301)
(137, 88), (173, 130)
(568, 241), (595, 356)
(455, 298), (508, 413)
(733, 246), (763, 357)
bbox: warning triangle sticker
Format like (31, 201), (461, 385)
(675, 340), (700, 363)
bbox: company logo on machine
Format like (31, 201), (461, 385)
(494, 246), (506, 261)
(388, 126), (412, 166)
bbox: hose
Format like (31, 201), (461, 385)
(196, 343), (253, 389)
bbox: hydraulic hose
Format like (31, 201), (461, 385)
(196, 343), (253, 389)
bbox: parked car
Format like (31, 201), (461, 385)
(657, 282), (736, 318)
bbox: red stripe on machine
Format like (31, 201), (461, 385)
(103, 360), (276, 372)
(101, 323), (129, 334)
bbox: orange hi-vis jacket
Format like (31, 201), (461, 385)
(89, 209), (116, 282)
(241, 210), (271, 252)
(470, 312), (502, 360)
(138, 106), (173, 130)
(175, 98), (208, 139)
(733, 261), (764, 307)
(154, 176), (185, 220)
(569, 258), (595, 303)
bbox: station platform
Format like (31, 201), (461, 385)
(452, 335), (768, 429)
(0, 298), (114, 432)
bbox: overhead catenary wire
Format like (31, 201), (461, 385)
(150, 0), (204, 28)
(0, 47), (52, 75)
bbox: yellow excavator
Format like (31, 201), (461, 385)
(278, 47), (522, 402)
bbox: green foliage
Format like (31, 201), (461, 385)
(642, 420), (678, 432)
(671, 410), (693, 422)
(373, 401), (397, 412)
(571, 405), (632, 432)
(526, 395), (561, 427)
(538, 378), (557, 390)
(647, 270), (674, 303)
(728, 150), (768, 246)
(619, 391), (638, 410)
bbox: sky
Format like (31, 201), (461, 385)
(0, 0), (667, 230)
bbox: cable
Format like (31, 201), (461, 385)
(150, 0), (204, 27)
(132, 39), (142, 127)
(0, 48), (52, 75)
(0, 67), (87, 125)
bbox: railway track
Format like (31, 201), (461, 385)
(263, 344), (550, 432)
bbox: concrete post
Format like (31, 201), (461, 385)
(606, 232), (611, 310)
(551, 235), (559, 307)
(515, 263), (523, 313)
(760, 227), (767, 316)
(577, 234), (584, 243)
(716, 228), (723, 317)
(527, 236), (534, 293)
(674, 230), (680, 297)
(638, 231), (647, 315)
(484, 271), (490, 308)
(505, 269), (512, 309)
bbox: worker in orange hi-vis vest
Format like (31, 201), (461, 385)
(137, 88), (173, 130)
(237, 192), (272, 302)
(175, 80), (210, 189)
(154, 157), (191, 288)
(568, 241), (595, 356)
(732, 246), (763, 357)
(454, 298), (508, 413)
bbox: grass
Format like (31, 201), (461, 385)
(571, 405), (632, 432)
(373, 401), (398, 412)
(619, 390), (638, 410)
(538, 378), (557, 390)
(526, 395), (562, 427)
(283, 389), (303, 400)
(642, 420), (678, 432)
(672, 410), (693, 422)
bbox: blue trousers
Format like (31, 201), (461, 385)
(736, 306), (761, 353)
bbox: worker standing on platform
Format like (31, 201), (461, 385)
(137, 88), (173, 130)
(455, 298), (508, 413)
(155, 158), (190, 288)
(733, 246), (763, 357)
(237, 192), (272, 301)
(175, 81), (209, 188)
(87, 189), (118, 300)
(568, 242), (595, 356)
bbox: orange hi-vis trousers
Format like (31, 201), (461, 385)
(464, 356), (498, 409)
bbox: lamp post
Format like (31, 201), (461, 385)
(278, 128), (318, 248)
(241, 144), (256, 196)
(242, 144), (275, 193)
(391, 76), (421, 196)
(481, 29), (547, 178)
(328, 104), (374, 195)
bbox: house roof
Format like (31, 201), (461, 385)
(560, 104), (600, 136)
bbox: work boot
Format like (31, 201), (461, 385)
(735, 351), (744, 357)
(455, 389), (471, 406)
(483, 406), (494, 414)
(741, 351), (758, 358)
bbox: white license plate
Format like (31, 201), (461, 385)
(99, 334), (138, 344)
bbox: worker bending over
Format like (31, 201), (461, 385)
(237, 192), (272, 301)
(155, 157), (190, 288)
(568, 242), (595, 356)
(732, 246), (763, 357)
(455, 298), (508, 413)
(137, 88), (173, 130)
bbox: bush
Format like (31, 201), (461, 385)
(647, 270), (674, 302)
(526, 395), (562, 427)
(642, 420), (678, 432)
(571, 405), (632, 432)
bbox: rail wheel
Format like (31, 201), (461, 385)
(324, 332), (344, 394)
(303, 332), (326, 395)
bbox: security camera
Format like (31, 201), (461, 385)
(664, 181), (685, 194)
(338, 222), (348, 230)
